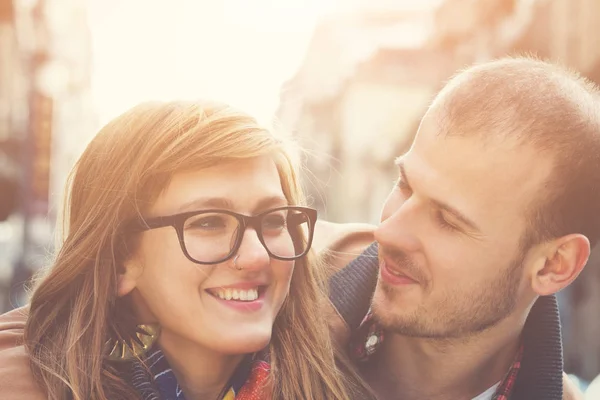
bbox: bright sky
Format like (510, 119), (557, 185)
(86, 0), (340, 126)
(86, 0), (443, 127)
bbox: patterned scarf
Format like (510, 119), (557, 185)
(129, 346), (270, 400)
(351, 311), (524, 400)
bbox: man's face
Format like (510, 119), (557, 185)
(372, 107), (553, 338)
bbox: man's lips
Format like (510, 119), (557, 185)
(380, 258), (418, 286)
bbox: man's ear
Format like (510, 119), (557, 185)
(117, 258), (143, 297)
(531, 234), (590, 296)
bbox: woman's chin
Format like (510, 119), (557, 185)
(212, 333), (272, 356)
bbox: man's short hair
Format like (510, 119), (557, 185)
(432, 56), (600, 248)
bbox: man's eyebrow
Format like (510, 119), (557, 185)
(432, 199), (481, 233)
(394, 157), (480, 233)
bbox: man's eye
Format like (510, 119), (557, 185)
(435, 211), (457, 231)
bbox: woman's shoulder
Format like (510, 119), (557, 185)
(0, 306), (46, 399)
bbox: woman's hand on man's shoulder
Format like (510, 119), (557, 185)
(0, 307), (46, 400)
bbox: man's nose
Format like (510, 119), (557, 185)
(375, 197), (422, 253)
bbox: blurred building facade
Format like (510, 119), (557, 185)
(278, 0), (600, 382)
(0, 0), (26, 305)
(0, 0), (93, 312)
(279, 0), (600, 223)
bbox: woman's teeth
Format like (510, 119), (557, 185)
(214, 288), (259, 301)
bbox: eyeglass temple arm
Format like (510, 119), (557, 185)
(289, 212), (309, 227)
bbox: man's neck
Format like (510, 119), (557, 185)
(159, 331), (244, 400)
(365, 318), (523, 400)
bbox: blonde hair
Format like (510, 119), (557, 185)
(24, 101), (363, 399)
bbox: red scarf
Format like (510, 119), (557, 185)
(233, 360), (270, 399)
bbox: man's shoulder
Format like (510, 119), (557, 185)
(313, 220), (376, 274)
(314, 220), (376, 346)
(0, 306), (46, 399)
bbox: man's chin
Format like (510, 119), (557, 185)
(374, 280), (404, 304)
(371, 287), (420, 331)
(370, 305), (423, 337)
(371, 291), (399, 324)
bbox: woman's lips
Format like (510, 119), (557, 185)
(205, 285), (267, 312)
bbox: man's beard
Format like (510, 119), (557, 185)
(372, 248), (524, 340)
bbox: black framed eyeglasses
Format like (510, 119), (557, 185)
(131, 206), (317, 265)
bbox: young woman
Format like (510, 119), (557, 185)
(0, 101), (365, 399)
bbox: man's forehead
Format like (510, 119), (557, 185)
(424, 101), (520, 147)
(407, 114), (554, 227)
(416, 109), (519, 160)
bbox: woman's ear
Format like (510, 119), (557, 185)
(117, 258), (143, 297)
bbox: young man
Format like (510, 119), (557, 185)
(328, 57), (597, 400)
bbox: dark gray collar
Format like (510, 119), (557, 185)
(512, 294), (563, 400)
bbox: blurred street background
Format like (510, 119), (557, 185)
(0, 0), (599, 393)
